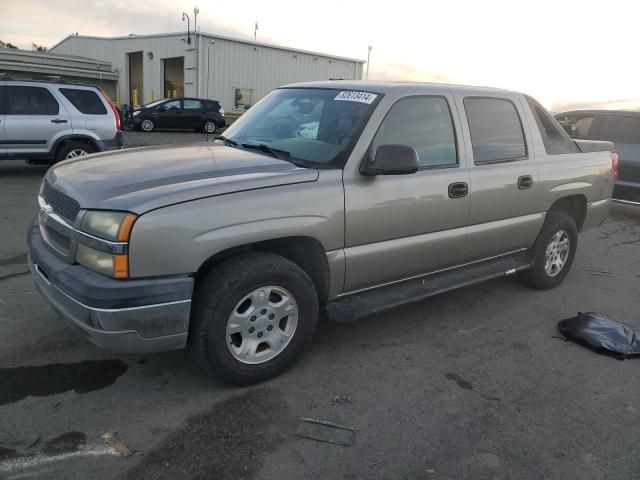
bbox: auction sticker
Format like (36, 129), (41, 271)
(334, 91), (378, 104)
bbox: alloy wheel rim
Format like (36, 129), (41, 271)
(225, 286), (298, 364)
(204, 121), (216, 133)
(141, 120), (153, 131)
(66, 149), (88, 159)
(544, 230), (570, 277)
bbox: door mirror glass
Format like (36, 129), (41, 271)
(361, 144), (420, 176)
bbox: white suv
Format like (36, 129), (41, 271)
(0, 79), (123, 164)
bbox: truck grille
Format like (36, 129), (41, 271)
(45, 225), (71, 254)
(42, 181), (81, 224)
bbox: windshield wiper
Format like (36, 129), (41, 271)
(241, 143), (292, 161)
(218, 135), (238, 147)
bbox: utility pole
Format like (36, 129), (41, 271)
(254, 20), (258, 42)
(194, 6), (199, 33)
(366, 45), (372, 80)
(194, 6), (200, 97)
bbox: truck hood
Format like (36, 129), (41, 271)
(45, 143), (319, 213)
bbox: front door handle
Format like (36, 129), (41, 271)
(51, 119), (68, 124)
(448, 182), (469, 198)
(518, 175), (533, 189)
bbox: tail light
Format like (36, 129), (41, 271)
(610, 150), (619, 181)
(100, 90), (122, 132)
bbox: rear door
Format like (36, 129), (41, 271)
(0, 86), (6, 157)
(4, 85), (71, 157)
(456, 93), (543, 262)
(154, 99), (182, 128)
(182, 99), (205, 129)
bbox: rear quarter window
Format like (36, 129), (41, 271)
(59, 88), (107, 114)
(599, 115), (640, 144)
(526, 96), (578, 155)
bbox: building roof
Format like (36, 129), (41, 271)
(0, 48), (118, 81)
(50, 32), (366, 64)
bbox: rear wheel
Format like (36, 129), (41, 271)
(202, 120), (217, 134)
(190, 252), (319, 386)
(55, 141), (95, 163)
(519, 211), (578, 290)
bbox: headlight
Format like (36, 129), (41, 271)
(132, 110), (141, 116)
(81, 211), (136, 241)
(77, 211), (137, 278)
(77, 244), (128, 278)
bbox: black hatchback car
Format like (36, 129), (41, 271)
(131, 97), (226, 133)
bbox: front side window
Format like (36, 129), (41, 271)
(599, 115), (640, 144)
(223, 88), (380, 168)
(7, 86), (59, 115)
(163, 100), (181, 110)
(234, 88), (253, 111)
(372, 96), (457, 168)
(183, 99), (203, 110)
(464, 97), (526, 163)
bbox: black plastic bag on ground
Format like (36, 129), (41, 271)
(558, 312), (640, 359)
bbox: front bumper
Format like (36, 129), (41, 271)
(27, 222), (193, 354)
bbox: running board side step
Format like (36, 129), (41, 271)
(325, 253), (532, 323)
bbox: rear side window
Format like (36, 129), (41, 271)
(7, 86), (59, 115)
(526, 96), (578, 155)
(183, 99), (203, 109)
(600, 115), (640, 144)
(60, 88), (107, 114)
(464, 97), (526, 163)
(372, 96), (457, 168)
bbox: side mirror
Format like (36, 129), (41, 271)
(360, 144), (420, 176)
(158, 105), (167, 112)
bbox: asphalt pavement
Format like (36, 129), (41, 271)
(1, 136), (640, 479)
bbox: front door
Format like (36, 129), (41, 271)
(454, 94), (542, 262)
(343, 94), (470, 293)
(154, 99), (182, 129)
(4, 85), (70, 158)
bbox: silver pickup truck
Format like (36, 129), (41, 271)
(27, 81), (615, 385)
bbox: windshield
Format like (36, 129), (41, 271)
(142, 99), (169, 109)
(223, 88), (381, 168)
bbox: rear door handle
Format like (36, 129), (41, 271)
(518, 175), (533, 189)
(448, 182), (469, 198)
(51, 119), (68, 124)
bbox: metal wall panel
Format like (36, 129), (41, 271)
(51, 34), (364, 109)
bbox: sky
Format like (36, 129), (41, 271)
(1, 0), (638, 110)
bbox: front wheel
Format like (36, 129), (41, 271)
(519, 211), (578, 290)
(190, 252), (319, 386)
(140, 118), (155, 132)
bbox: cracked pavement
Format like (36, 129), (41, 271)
(1, 148), (640, 479)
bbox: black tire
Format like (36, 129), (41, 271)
(140, 118), (155, 132)
(519, 211), (578, 290)
(190, 252), (319, 386)
(202, 119), (217, 134)
(55, 141), (95, 163)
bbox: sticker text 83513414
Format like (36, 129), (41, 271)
(334, 91), (378, 104)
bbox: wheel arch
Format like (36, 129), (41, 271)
(53, 135), (100, 159)
(547, 195), (587, 231)
(194, 236), (331, 302)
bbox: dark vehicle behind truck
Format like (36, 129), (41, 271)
(556, 110), (640, 205)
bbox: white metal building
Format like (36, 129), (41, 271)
(49, 32), (364, 111)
